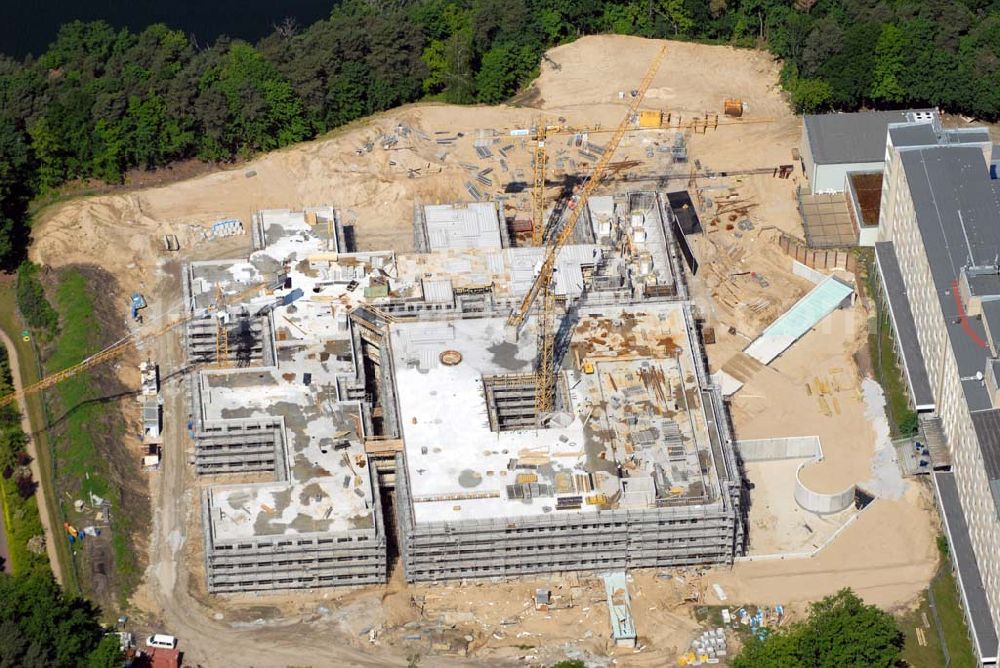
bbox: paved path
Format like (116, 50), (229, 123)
(0, 328), (62, 583)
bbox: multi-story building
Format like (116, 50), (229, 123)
(875, 115), (1000, 665)
(187, 193), (746, 594)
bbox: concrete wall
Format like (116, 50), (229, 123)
(794, 462), (855, 514)
(791, 262), (827, 285)
(738, 436), (853, 514)
(858, 226), (880, 247)
(801, 123), (815, 190)
(737, 436), (822, 462)
(812, 161), (883, 193)
(395, 454), (742, 582)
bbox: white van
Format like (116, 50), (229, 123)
(146, 634), (177, 649)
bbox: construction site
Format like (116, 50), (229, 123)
(11, 35), (948, 667)
(182, 184), (745, 593)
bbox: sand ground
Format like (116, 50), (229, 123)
(25, 35), (938, 665)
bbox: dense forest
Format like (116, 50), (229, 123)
(1, 0), (999, 268)
(0, 571), (122, 667)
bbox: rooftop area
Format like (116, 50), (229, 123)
(194, 194), (701, 540)
(389, 303), (723, 524)
(899, 145), (1000, 411)
(804, 109), (936, 165)
(193, 208), (378, 543)
(421, 201), (503, 251)
(207, 476), (375, 541)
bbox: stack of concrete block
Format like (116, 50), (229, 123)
(688, 628), (727, 665)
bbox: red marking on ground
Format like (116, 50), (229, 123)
(952, 279), (988, 349)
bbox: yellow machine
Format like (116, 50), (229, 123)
(507, 44), (669, 421)
(0, 281), (268, 409)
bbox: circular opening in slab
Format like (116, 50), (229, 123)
(439, 350), (463, 366)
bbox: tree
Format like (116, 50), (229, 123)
(0, 571), (122, 668)
(0, 119), (33, 269)
(791, 77), (833, 113)
(732, 589), (903, 668)
(871, 24), (907, 104)
(660, 0), (695, 35)
(814, 22), (881, 109)
(199, 42), (309, 157)
(476, 43), (535, 104)
(800, 17), (843, 76)
(325, 61), (372, 128)
(85, 635), (126, 668)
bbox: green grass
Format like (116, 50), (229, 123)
(47, 271), (106, 495)
(859, 249), (918, 437)
(899, 590), (946, 667)
(931, 565), (978, 667)
(46, 271), (137, 600)
(0, 477), (47, 576)
(0, 283), (76, 590)
(15, 263), (59, 339)
(868, 315), (918, 437)
(900, 540), (977, 668)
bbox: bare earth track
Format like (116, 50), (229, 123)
(0, 327), (62, 583)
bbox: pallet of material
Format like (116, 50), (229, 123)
(465, 182), (483, 200)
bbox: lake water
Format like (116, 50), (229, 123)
(0, 0), (336, 59)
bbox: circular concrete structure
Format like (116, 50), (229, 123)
(439, 350), (463, 366)
(793, 461), (855, 514)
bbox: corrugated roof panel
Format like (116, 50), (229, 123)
(744, 276), (854, 365)
(422, 278), (454, 304)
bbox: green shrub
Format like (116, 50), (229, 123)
(16, 262), (59, 338)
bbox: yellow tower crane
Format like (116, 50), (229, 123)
(531, 127), (548, 246)
(214, 286), (231, 369)
(509, 44), (669, 421)
(525, 104), (770, 246)
(0, 281), (270, 409)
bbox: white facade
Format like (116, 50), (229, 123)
(877, 138), (1000, 664)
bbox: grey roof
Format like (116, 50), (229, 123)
(935, 470), (1000, 663)
(983, 300), (1000, 352)
(874, 241), (935, 409)
(973, 409), (1000, 481)
(889, 123), (937, 149)
(949, 128), (992, 145)
(900, 145), (1000, 410)
(804, 110), (932, 165)
(969, 274), (1000, 300)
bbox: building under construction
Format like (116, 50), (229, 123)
(185, 196), (745, 593)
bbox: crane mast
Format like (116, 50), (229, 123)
(513, 44), (668, 420)
(531, 128), (548, 245)
(0, 281), (270, 409)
